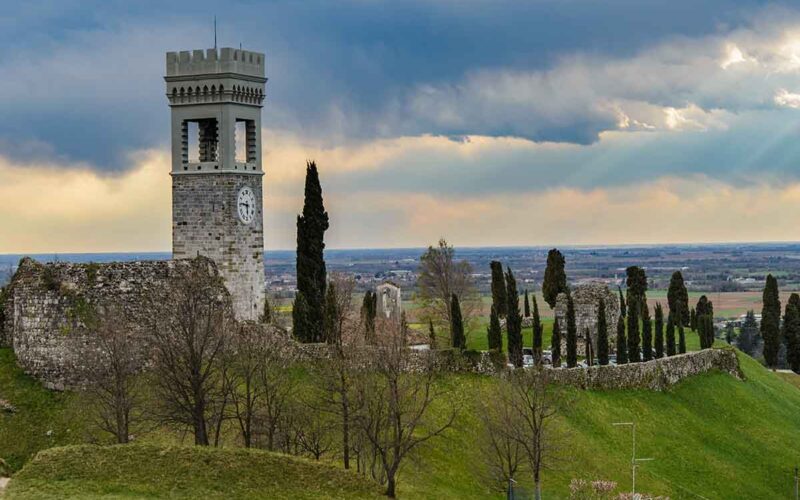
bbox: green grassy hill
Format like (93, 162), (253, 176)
(4, 444), (382, 499)
(3, 340), (800, 499)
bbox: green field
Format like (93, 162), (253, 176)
(3, 341), (800, 498)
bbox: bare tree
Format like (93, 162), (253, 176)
(477, 394), (526, 489)
(314, 272), (363, 468)
(417, 238), (477, 339)
(353, 318), (456, 498)
(493, 368), (569, 500)
(83, 306), (144, 444)
(146, 257), (233, 446)
(292, 399), (336, 460)
(256, 331), (297, 451)
(223, 322), (269, 448)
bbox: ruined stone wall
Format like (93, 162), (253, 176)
(1, 257), (196, 390)
(554, 282), (620, 356)
(547, 348), (742, 391)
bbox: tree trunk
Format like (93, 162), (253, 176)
(535, 480), (542, 500)
(386, 475), (397, 498)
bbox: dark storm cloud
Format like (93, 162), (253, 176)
(0, 0), (785, 170)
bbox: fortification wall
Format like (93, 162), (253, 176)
(547, 348), (742, 391)
(1, 257), (188, 390)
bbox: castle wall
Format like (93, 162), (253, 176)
(2, 258), (183, 390)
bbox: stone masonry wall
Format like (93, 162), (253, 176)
(554, 282), (620, 356)
(1, 257), (199, 390)
(547, 348), (742, 391)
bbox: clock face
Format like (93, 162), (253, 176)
(237, 186), (257, 224)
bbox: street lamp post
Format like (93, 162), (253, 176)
(613, 421), (654, 495)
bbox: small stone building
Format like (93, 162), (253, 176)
(375, 282), (402, 322)
(554, 282), (620, 356)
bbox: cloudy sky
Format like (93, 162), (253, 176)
(3, 0), (800, 252)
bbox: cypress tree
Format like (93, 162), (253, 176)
(524, 290), (531, 318)
(690, 308), (697, 332)
(618, 287), (626, 318)
(428, 319), (437, 349)
(738, 310), (760, 356)
(585, 328), (594, 366)
(294, 161), (330, 342)
(260, 295), (273, 324)
(725, 323), (734, 345)
(532, 296), (543, 361)
(654, 303), (664, 359)
(487, 305), (502, 351)
(323, 282), (339, 344)
(667, 271), (689, 326)
(292, 292), (312, 343)
(616, 313), (627, 364)
(362, 291), (376, 343)
(696, 295), (714, 349)
(642, 303), (653, 361)
(597, 298), (609, 365)
(566, 294), (578, 368)
(551, 317), (562, 368)
(678, 315), (687, 354)
(762, 274), (781, 368)
(666, 312), (676, 356)
(450, 293), (466, 350)
(505, 268), (523, 367)
(625, 266), (648, 316)
(542, 249), (568, 308)
(627, 298), (641, 362)
(784, 294), (800, 373)
(489, 261), (508, 318)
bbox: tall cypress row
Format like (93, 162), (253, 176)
(597, 298), (609, 365)
(524, 290), (531, 318)
(566, 294), (578, 368)
(678, 314), (687, 354)
(489, 261), (508, 318)
(323, 282), (339, 344)
(762, 274), (782, 368)
(627, 298), (641, 363)
(362, 290), (377, 343)
(618, 287), (626, 318)
(294, 161), (329, 342)
(690, 308), (697, 331)
(667, 270), (689, 326)
(532, 296), (543, 361)
(616, 313), (627, 364)
(551, 317), (562, 368)
(784, 294), (800, 373)
(542, 249), (568, 309)
(654, 303), (664, 359)
(487, 305), (502, 351)
(450, 293), (466, 350)
(642, 303), (653, 361)
(505, 268), (523, 367)
(665, 312), (676, 356)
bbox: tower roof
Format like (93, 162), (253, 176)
(166, 47), (265, 79)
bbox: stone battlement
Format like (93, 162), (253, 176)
(166, 47), (265, 79)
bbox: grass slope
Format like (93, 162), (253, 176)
(401, 348), (800, 499)
(4, 337), (800, 499)
(4, 444), (382, 499)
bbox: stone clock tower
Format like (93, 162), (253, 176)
(165, 47), (266, 320)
